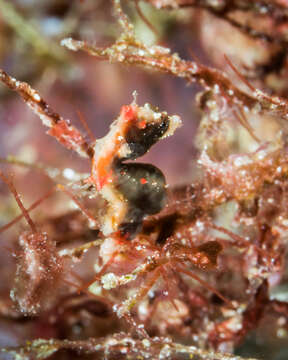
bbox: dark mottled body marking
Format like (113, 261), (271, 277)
(114, 162), (167, 237)
(125, 116), (169, 159)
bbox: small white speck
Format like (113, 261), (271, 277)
(61, 38), (79, 51)
(214, 84), (220, 94)
(33, 93), (41, 102)
(63, 168), (75, 180)
(142, 339), (150, 348)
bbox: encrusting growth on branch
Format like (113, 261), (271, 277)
(2, 332), (259, 360)
(61, 1), (288, 127)
(143, 0), (288, 43)
(0, 171), (62, 314)
(0, 69), (92, 158)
